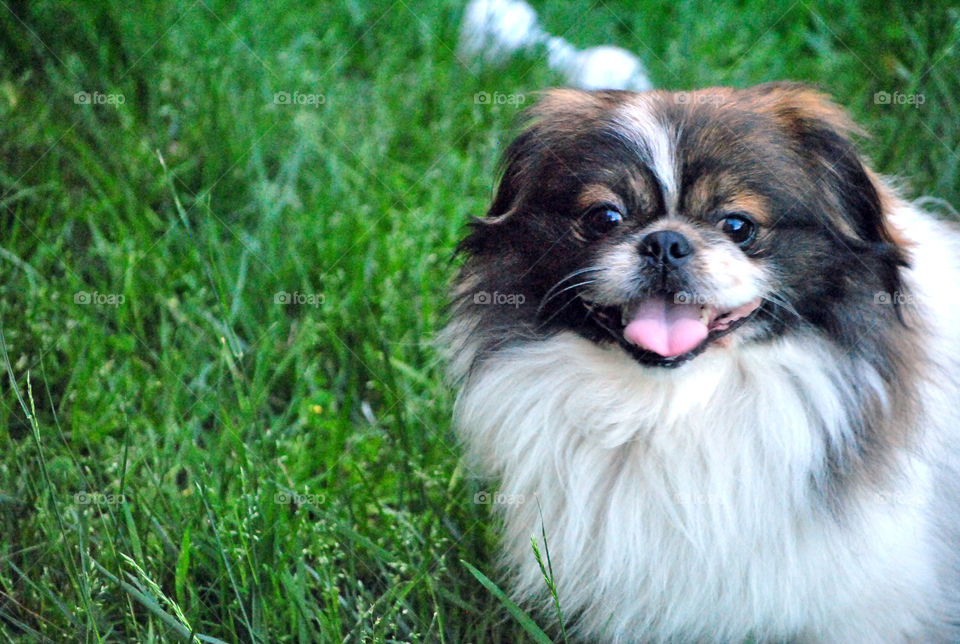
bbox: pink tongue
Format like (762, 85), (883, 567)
(623, 298), (708, 358)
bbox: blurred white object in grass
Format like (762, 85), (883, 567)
(459, 0), (652, 91)
(459, 0), (543, 63)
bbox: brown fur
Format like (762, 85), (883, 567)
(448, 84), (960, 641)
(456, 83), (925, 500)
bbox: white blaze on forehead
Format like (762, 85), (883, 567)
(611, 97), (680, 215)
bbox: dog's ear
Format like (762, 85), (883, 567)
(457, 127), (539, 255)
(460, 89), (606, 255)
(745, 83), (911, 323)
(746, 83), (906, 250)
(486, 126), (542, 221)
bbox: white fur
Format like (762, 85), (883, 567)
(613, 102), (680, 214)
(458, 0), (652, 90)
(450, 205), (960, 642)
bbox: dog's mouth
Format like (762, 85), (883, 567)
(586, 295), (762, 368)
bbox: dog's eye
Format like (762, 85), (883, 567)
(584, 205), (623, 236)
(719, 214), (756, 246)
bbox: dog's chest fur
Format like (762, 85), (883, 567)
(457, 331), (945, 641)
(451, 207), (960, 641)
(447, 82), (960, 641)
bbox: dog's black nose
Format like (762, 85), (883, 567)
(639, 230), (692, 267)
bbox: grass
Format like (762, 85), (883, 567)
(0, 0), (958, 641)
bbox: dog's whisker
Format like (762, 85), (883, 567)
(536, 279), (597, 318)
(760, 292), (801, 324)
(538, 266), (603, 310)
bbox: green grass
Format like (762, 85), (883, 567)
(0, 0), (958, 641)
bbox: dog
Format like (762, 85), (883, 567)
(444, 83), (960, 642)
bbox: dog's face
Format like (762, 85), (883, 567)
(456, 83), (908, 368)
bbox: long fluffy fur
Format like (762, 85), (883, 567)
(446, 87), (960, 642)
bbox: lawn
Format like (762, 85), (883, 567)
(1, 1), (958, 641)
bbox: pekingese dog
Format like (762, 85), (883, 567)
(445, 83), (960, 642)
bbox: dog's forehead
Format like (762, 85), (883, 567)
(606, 95), (682, 214)
(524, 86), (865, 233)
(556, 92), (783, 221)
